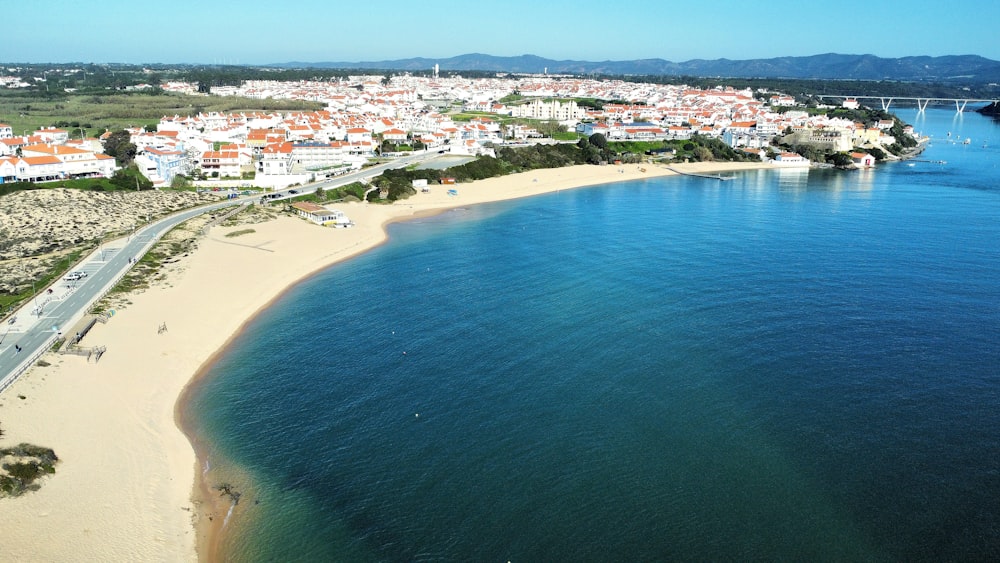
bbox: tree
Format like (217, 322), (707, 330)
(830, 152), (854, 167)
(170, 174), (191, 190)
(110, 169), (152, 190)
(588, 133), (608, 150)
(103, 130), (137, 166)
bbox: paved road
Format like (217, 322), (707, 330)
(0, 198), (242, 393)
(261, 150), (441, 202)
(0, 150), (441, 394)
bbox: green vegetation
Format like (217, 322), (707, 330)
(0, 165), (153, 196)
(225, 229), (256, 238)
(0, 248), (85, 312)
(0, 443), (59, 497)
(0, 88), (322, 139)
(281, 182), (366, 205)
(772, 107), (918, 164)
(498, 93), (523, 104)
(367, 131), (766, 203)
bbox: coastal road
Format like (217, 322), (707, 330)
(0, 150), (443, 393)
(260, 150), (442, 202)
(0, 198), (242, 394)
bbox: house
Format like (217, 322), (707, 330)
(199, 150), (240, 177)
(259, 142), (294, 176)
(0, 136), (39, 156)
(289, 141), (350, 170)
(851, 152), (876, 168)
(0, 157), (17, 183)
(0, 123), (12, 139)
(33, 127), (69, 144)
(290, 202), (354, 227)
(137, 146), (188, 184)
(346, 128), (372, 144)
(15, 155), (64, 182)
(382, 128), (408, 143)
(738, 148), (766, 161)
(773, 152), (810, 166)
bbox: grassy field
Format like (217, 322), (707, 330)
(0, 90), (323, 138)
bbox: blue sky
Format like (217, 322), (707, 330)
(5, 0), (998, 64)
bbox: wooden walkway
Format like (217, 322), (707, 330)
(667, 167), (735, 181)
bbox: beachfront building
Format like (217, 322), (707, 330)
(773, 152), (810, 166)
(851, 152), (876, 168)
(722, 121), (766, 148)
(290, 201), (354, 227)
(780, 126), (854, 152)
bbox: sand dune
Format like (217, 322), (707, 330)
(0, 189), (219, 295)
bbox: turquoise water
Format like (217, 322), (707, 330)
(185, 108), (1000, 561)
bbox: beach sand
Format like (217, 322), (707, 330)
(0, 161), (773, 561)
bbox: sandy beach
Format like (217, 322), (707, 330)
(0, 161), (773, 561)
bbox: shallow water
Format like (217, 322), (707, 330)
(185, 108), (1000, 561)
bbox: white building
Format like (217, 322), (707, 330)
(510, 99), (588, 122)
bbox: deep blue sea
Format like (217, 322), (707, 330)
(184, 108), (1000, 562)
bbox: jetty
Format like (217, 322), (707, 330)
(667, 166), (735, 181)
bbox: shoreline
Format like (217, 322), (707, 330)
(0, 160), (774, 562)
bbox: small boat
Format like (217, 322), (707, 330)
(963, 138), (971, 144)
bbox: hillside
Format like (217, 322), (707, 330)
(273, 53), (1000, 83)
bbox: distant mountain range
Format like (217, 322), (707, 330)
(272, 53), (1000, 83)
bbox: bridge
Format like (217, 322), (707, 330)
(814, 95), (998, 113)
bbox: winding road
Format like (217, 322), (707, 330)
(0, 150), (439, 393)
